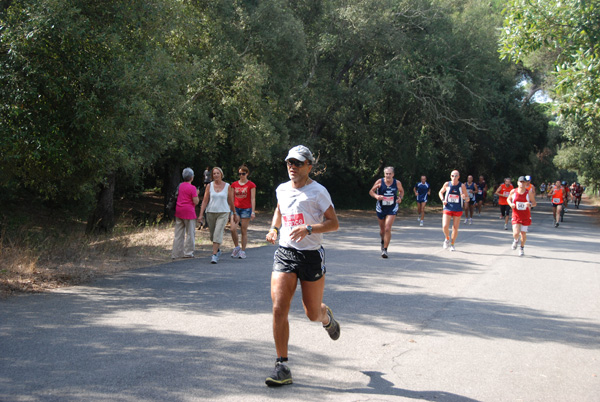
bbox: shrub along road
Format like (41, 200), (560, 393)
(1, 199), (599, 401)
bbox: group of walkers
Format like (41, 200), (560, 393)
(170, 165), (256, 263)
(169, 145), (584, 388)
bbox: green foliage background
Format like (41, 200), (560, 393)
(2, 0), (590, 230)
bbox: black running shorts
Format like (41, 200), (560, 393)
(500, 204), (512, 217)
(273, 246), (326, 282)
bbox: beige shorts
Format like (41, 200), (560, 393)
(206, 212), (229, 244)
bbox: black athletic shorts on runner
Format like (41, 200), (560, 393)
(273, 246), (326, 282)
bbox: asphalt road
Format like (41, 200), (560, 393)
(1, 198), (599, 401)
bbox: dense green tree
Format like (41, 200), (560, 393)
(1, 0), (196, 231)
(500, 0), (600, 186)
(1, 0), (559, 221)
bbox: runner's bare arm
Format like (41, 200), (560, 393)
(461, 183), (469, 203)
(369, 179), (383, 200)
(266, 204), (282, 244)
(289, 205), (339, 243)
(438, 183), (448, 205)
(397, 182), (404, 204)
(530, 194), (537, 208)
(507, 189), (516, 208)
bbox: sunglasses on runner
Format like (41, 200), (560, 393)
(238, 172), (247, 176)
(286, 159), (305, 168)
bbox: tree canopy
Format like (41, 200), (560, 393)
(1, 0), (564, 231)
(500, 0), (600, 187)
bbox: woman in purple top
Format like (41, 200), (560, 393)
(171, 167), (200, 258)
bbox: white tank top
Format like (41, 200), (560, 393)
(207, 182), (230, 213)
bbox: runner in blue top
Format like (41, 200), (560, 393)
(438, 170), (469, 251)
(369, 166), (405, 258)
(463, 175), (478, 225)
(414, 175), (431, 227)
(475, 175), (487, 215)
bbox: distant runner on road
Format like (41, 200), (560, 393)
(475, 175), (487, 215)
(550, 180), (564, 228)
(495, 178), (514, 230)
(264, 145), (340, 387)
(439, 170), (469, 252)
(414, 175), (431, 227)
(524, 175), (536, 199)
(508, 176), (537, 256)
(369, 167), (405, 258)
(463, 175), (478, 225)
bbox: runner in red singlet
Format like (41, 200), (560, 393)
(508, 176), (537, 256)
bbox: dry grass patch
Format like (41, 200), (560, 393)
(0, 204), (448, 299)
(0, 208), (274, 298)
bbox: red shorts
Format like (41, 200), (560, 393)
(443, 210), (463, 217)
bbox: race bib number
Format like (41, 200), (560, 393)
(282, 213), (305, 227)
(516, 202), (528, 211)
(503, 191), (510, 197)
(382, 196), (394, 206)
(552, 198), (561, 204)
(448, 194), (460, 203)
(477, 190), (483, 195)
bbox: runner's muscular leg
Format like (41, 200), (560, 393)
(442, 214), (451, 239)
(451, 216), (461, 243)
(378, 217), (386, 243)
(271, 272), (298, 358)
(512, 224), (520, 241)
(300, 276), (328, 325)
(383, 215), (396, 248)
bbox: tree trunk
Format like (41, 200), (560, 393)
(163, 162), (181, 219)
(86, 173), (116, 234)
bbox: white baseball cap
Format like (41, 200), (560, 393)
(285, 145), (315, 164)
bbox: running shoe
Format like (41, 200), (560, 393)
(443, 239), (450, 249)
(464, 217), (468, 224)
(555, 222), (559, 228)
(231, 246), (241, 258)
(381, 249), (388, 259)
(420, 220), (424, 227)
(450, 245), (456, 252)
(324, 306), (340, 340)
(211, 254), (218, 264)
(265, 362), (293, 386)
(239, 250), (247, 259)
(511, 240), (518, 250)
(469, 218), (473, 225)
(519, 247), (524, 257)
(504, 223), (508, 230)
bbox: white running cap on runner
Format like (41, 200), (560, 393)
(285, 145), (315, 164)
